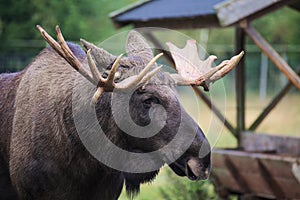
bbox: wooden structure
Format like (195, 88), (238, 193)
(213, 133), (300, 199)
(110, 0), (300, 199)
(213, 149), (300, 199)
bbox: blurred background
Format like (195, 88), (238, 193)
(1, 0), (299, 199)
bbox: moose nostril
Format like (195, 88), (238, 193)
(204, 167), (210, 177)
(205, 168), (209, 175)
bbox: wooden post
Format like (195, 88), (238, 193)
(142, 31), (175, 67)
(235, 27), (246, 146)
(243, 22), (300, 90)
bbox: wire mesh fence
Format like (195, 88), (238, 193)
(1, 41), (299, 95)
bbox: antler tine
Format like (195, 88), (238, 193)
(92, 87), (104, 106)
(38, 25), (164, 105)
(55, 25), (96, 85)
(36, 25), (65, 58)
(200, 64), (225, 83)
(210, 51), (244, 81)
(135, 53), (163, 82)
(171, 64), (224, 86)
(167, 40), (244, 91)
(139, 65), (163, 86)
(116, 53), (163, 90)
(90, 53), (163, 104)
(87, 49), (105, 83)
(55, 26), (81, 70)
(106, 54), (123, 87)
(36, 25), (96, 85)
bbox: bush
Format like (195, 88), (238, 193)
(159, 168), (219, 200)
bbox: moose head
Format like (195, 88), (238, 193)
(36, 25), (243, 196)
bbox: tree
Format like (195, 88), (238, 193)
(0, 0), (136, 72)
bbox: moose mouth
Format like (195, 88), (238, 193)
(169, 158), (210, 181)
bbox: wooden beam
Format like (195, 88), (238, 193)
(215, 0), (284, 26)
(224, 155), (251, 193)
(235, 27), (246, 143)
(215, 0), (297, 27)
(241, 132), (300, 156)
(142, 31), (175, 67)
(243, 22), (300, 91)
(192, 87), (237, 137)
(249, 69), (300, 131)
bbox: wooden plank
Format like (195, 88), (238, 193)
(237, 171), (300, 198)
(215, 0), (283, 26)
(241, 133), (300, 156)
(257, 159), (285, 198)
(224, 155), (252, 192)
(213, 152), (273, 197)
(243, 22), (300, 91)
(292, 162), (300, 183)
(212, 149), (300, 199)
(212, 168), (242, 192)
(260, 159), (300, 198)
(213, 149), (298, 162)
(223, 154), (273, 196)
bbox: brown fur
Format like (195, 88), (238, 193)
(0, 31), (211, 199)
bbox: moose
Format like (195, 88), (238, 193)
(0, 25), (243, 199)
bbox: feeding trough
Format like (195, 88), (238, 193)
(212, 133), (300, 199)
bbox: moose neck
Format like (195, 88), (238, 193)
(72, 77), (161, 196)
(33, 46), (164, 195)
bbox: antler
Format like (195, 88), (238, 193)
(36, 25), (162, 104)
(166, 40), (244, 91)
(37, 25), (96, 85)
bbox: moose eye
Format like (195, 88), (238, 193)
(143, 97), (159, 108)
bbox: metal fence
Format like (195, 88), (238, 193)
(1, 42), (299, 97)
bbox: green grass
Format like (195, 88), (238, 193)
(119, 168), (169, 200)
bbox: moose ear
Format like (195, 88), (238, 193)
(80, 39), (116, 70)
(80, 39), (96, 53)
(126, 30), (154, 63)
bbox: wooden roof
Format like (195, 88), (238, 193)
(110, 0), (299, 29)
(110, 0), (224, 29)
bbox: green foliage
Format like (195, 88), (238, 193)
(159, 168), (219, 200)
(0, 0), (135, 46)
(253, 7), (300, 45)
(0, 0), (136, 72)
(0, 1), (299, 79)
